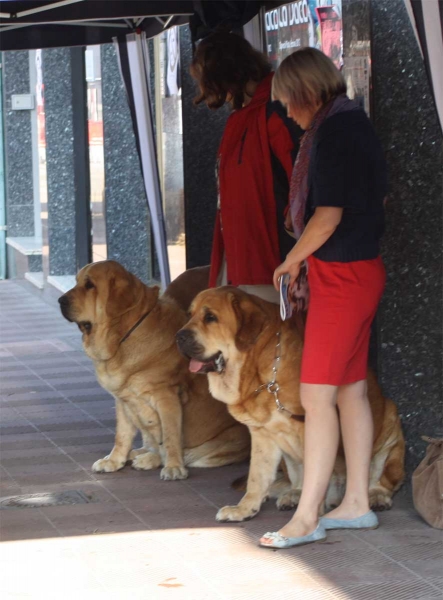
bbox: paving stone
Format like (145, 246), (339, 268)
(0, 279), (440, 600)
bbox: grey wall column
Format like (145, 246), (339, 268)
(371, 0), (443, 474)
(101, 44), (152, 284)
(3, 51), (34, 238)
(180, 25), (229, 269)
(42, 48), (77, 277)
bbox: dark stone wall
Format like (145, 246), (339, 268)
(180, 25), (230, 269)
(42, 48), (76, 276)
(3, 51), (34, 237)
(101, 44), (152, 284)
(371, 0), (443, 474)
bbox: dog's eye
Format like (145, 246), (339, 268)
(85, 280), (95, 290)
(204, 312), (218, 324)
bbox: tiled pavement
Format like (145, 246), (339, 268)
(0, 279), (442, 600)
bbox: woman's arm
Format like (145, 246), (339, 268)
(273, 206), (343, 290)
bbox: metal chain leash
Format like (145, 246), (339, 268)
(254, 331), (295, 417)
(254, 332), (305, 422)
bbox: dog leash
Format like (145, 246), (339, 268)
(119, 309), (153, 346)
(254, 331), (305, 423)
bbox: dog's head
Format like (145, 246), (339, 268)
(176, 286), (267, 375)
(58, 260), (159, 360)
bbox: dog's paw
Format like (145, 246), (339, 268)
(369, 488), (393, 511)
(132, 452), (162, 471)
(92, 456), (125, 473)
(276, 488), (301, 511)
(216, 505), (259, 522)
(160, 465), (188, 480)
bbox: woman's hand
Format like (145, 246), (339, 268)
(273, 257), (302, 291)
(273, 207), (343, 291)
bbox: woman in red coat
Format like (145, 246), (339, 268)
(191, 32), (302, 302)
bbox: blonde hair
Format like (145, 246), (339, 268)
(272, 47), (346, 108)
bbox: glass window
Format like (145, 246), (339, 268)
(35, 50), (47, 249)
(265, 1), (343, 68)
(85, 45), (106, 263)
(155, 27), (186, 281)
(264, 2), (371, 116)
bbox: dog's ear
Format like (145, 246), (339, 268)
(230, 293), (267, 352)
(146, 284), (160, 308)
(106, 273), (139, 319)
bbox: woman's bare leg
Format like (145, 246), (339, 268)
(261, 383), (339, 541)
(323, 379), (373, 519)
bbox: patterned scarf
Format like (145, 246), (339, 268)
(285, 94), (360, 312)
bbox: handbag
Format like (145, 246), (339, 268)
(412, 436), (443, 529)
(283, 207), (309, 313)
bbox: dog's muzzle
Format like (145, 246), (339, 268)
(58, 294), (73, 321)
(176, 329), (225, 374)
(58, 295), (91, 334)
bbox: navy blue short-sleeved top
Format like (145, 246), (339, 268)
(306, 109), (388, 262)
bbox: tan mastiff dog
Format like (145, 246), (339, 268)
(59, 262), (249, 480)
(177, 286), (405, 520)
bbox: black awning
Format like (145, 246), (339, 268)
(0, 0), (275, 51)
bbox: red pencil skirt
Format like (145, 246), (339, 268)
(300, 255), (386, 386)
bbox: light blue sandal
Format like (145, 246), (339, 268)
(320, 510), (379, 530)
(259, 523), (327, 549)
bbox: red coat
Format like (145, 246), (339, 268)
(209, 73), (301, 287)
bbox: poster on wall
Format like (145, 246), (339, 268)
(316, 5), (342, 68)
(265, 0), (342, 69)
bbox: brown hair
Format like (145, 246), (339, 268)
(273, 47), (346, 109)
(191, 32), (271, 111)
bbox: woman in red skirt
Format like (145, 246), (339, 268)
(260, 48), (388, 549)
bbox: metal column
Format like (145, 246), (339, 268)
(70, 46), (92, 270)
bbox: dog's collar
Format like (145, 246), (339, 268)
(119, 308), (153, 346)
(254, 331), (305, 423)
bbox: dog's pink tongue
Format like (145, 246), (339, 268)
(189, 359), (205, 373)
